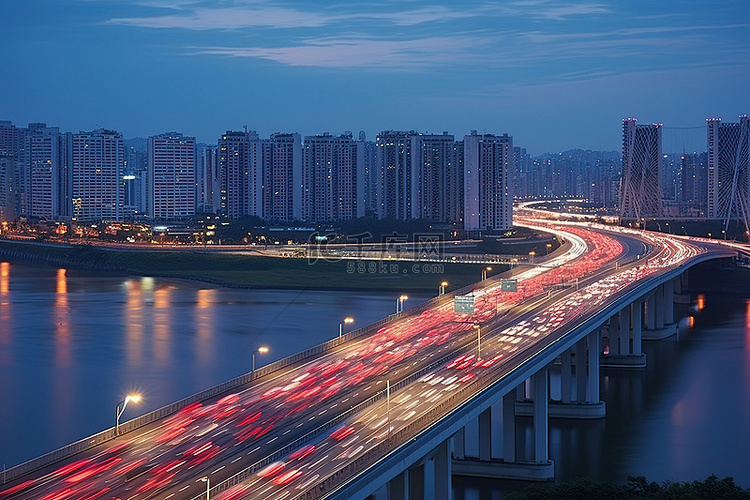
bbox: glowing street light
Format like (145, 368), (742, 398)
(339, 317), (354, 337)
(439, 281), (448, 296)
(529, 251), (536, 263)
(115, 394), (141, 435)
(200, 477), (210, 500)
(396, 295), (408, 313)
(252, 346), (269, 373)
(481, 266), (492, 281)
(546, 243), (552, 254)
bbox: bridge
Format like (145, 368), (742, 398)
(0, 219), (743, 500)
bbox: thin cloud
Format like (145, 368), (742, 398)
(107, 6), (332, 29)
(192, 35), (491, 69)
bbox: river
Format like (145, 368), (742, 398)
(0, 262), (748, 494)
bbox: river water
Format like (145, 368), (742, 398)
(1, 262), (749, 493)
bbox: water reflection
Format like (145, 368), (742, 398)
(54, 268), (71, 367)
(196, 289), (216, 366)
(125, 279), (145, 367)
(0, 262), (10, 365)
(153, 286), (172, 364)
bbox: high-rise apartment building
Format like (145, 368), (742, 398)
(411, 132), (454, 221)
(70, 129), (125, 221)
(264, 133), (302, 222)
(620, 118), (663, 220)
(196, 144), (220, 214)
(376, 130), (417, 220)
(219, 130), (256, 219)
(23, 124), (62, 220)
(463, 131), (513, 232)
(303, 132), (362, 222)
(680, 152), (708, 216)
(707, 116), (750, 230)
(148, 132), (196, 219)
(446, 140), (464, 225)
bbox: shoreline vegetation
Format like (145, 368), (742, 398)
(0, 238), (508, 292)
(507, 475), (750, 499)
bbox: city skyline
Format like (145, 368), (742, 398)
(2, 1), (749, 155)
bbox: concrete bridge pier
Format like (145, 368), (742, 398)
(452, 370), (554, 482)
(387, 440), (452, 500)
(601, 303), (647, 368)
(643, 281), (678, 340)
(519, 332), (605, 419)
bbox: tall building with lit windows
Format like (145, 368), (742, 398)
(196, 143), (220, 214)
(707, 116), (750, 230)
(302, 132), (362, 222)
(148, 132), (196, 219)
(70, 129), (125, 221)
(376, 130), (417, 220)
(411, 132), (454, 222)
(264, 133), (302, 222)
(619, 118), (663, 220)
(463, 131), (513, 232)
(219, 130), (257, 219)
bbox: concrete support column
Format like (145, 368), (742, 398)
(646, 293), (656, 330)
(423, 456), (435, 500)
(665, 279), (674, 324)
(516, 381), (526, 401)
(478, 407), (492, 461)
(433, 440), (452, 500)
(587, 330), (600, 403)
(655, 284), (665, 329)
(632, 301), (643, 355)
(388, 469), (409, 500)
(452, 427), (465, 460)
(560, 349), (572, 404)
(407, 464), (423, 499)
(619, 307), (630, 355)
(608, 316), (620, 355)
(533, 369), (549, 463)
(575, 340), (586, 402)
(674, 275), (682, 294)
(502, 391), (516, 462)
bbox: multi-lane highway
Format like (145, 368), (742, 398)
(0, 221), (735, 500)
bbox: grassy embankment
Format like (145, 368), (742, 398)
(0, 239), (502, 292)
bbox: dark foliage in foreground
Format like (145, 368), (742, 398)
(505, 475), (750, 500)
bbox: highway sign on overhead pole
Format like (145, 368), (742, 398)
(454, 294), (475, 314)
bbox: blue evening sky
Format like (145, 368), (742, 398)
(1, 0), (748, 154)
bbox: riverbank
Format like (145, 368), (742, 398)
(0, 239), (497, 292)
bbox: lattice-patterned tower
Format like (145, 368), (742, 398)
(619, 119), (663, 221)
(707, 116), (750, 233)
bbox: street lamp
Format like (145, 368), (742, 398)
(200, 477), (210, 500)
(481, 266), (492, 281)
(665, 222), (671, 234)
(252, 346), (269, 373)
(115, 394), (141, 435)
(546, 243), (552, 255)
(439, 281), (448, 296)
(396, 294), (408, 313)
(529, 251), (536, 263)
(339, 317), (354, 337)
(708, 232), (712, 239)
(474, 324), (481, 358)
(722, 230), (727, 240)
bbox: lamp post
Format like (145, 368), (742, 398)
(439, 281), (448, 296)
(339, 317), (354, 337)
(386, 379), (391, 434)
(252, 346), (269, 373)
(396, 295), (408, 313)
(546, 243), (552, 255)
(200, 477), (209, 500)
(115, 394), (141, 436)
(529, 251), (536, 263)
(474, 324), (481, 358)
(665, 222), (671, 234)
(722, 230), (727, 240)
(481, 266), (492, 281)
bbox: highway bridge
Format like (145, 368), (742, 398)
(0, 219), (744, 500)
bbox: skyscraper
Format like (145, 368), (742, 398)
(446, 140), (464, 225)
(680, 152), (708, 216)
(196, 143), (220, 214)
(148, 132), (196, 219)
(23, 123), (63, 220)
(619, 118), (663, 221)
(303, 132), (362, 222)
(70, 129), (125, 221)
(463, 131), (513, 232)
(411, 132), (454, 221)
(377, 130), (417, 220)
(219, 130), (258, 219)
(707, 116), (750, 231)
(264, 133), (302, 222)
